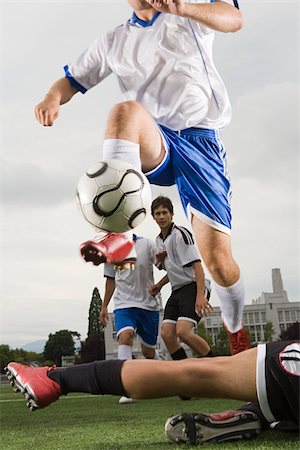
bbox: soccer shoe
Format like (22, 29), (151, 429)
(4, 362), (62, 411)
(80, 233), (135, 266)
(165, 410), (261, 445)
(118, 396), (136, 404)
(225, 326), (251, 355)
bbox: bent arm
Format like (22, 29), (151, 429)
(34, 77), (78, 126)
(147, 0), (243, 33)
(181, 1), (243, 33)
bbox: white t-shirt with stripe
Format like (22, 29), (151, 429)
(64, 0), (237, 131)
(104, 236), (161, 311)
(155, 223), (202, 291)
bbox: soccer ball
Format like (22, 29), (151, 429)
(77, 159), (152, 233)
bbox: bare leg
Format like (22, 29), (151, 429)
(141, 343), (155, 359)
(122, 347), (257, 402)
(191, 216), (239, 287)
(176, 320), (210, 356)
(104, 101), (165, 172)
(161, 322), (181, 354)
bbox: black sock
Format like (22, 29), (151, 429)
(206, 350), (215, 357)
(48, 360), (127, 397)
(171, 347), (188, 360)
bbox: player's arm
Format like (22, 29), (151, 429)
(99, 277), (116, 326)
(146, 0), (243, 33)
(149, 274), (169, 296)
(193, 261), (213, 316)
(35, 77), (78, 127)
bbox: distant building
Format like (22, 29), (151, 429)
(204, 268), (299, 344)
(104, 268), (299, 358)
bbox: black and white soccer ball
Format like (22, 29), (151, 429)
(77, 160), (152, 233)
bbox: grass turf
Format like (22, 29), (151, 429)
(0, 384), (298, 449)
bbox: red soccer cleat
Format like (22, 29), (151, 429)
(225, 326), (251, 355)
(165, 410), (261, 445)
(80, 233), (136, 267)
(5, 362), (62, 411)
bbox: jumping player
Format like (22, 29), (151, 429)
(149, 196), (214, 360)
(100, 234), (161, 403)
(34, 1), (250, 354)
(5, 341), (299, 444)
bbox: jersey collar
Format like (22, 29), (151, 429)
(158, 222), (174, 241)
(129, 11), (161, 28)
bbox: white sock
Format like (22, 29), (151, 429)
(214, 276), (245, 333)
(153, 349), (160, 360)
(102, 139), (141, 171)
(118, 344), (132, 360)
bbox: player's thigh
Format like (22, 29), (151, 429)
(191, 215), (234, 266)
(161, 321), (177, 342)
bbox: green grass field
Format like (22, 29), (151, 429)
(1, 384), (298, 449)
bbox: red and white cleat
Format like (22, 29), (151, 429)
(225, 326), (251, 355)
(5, 362), (62, 411)
(80, 233), (136, 268)
(165, 410), (261, 445)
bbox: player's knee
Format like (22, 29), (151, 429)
(161, 327), (175, 344)
(110, 100), (143, 121)
(118, 330), (134, 345)
(205, 255), (234, 284)
(176, 328), (190, 343)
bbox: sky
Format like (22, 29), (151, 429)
(0, 0), (299, 348)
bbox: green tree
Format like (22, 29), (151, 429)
(43, 330), (80, 366)
(88, 287), (104, 337)
(213, 326), (230, 356)
(264, 321), (275, 343)
(80, 333), (105, 363)
(279, 322), (300, 341)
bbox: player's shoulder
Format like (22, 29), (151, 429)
(173, 225), (195, 245)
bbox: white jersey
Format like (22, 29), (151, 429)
(104, 236), (161, 311)
(65, 0), (232, 131)
(156, 223), (204, 291)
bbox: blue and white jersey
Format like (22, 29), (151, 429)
(156, 223), (205, 291)
(104, 236), (161, 311)
(64, 0), (236, 131)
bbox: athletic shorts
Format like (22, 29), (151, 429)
(256, 341), (300, 425)
(114, 307), (159, 348)
(163, 282), (202, 326)
(145, 125), (232, 235)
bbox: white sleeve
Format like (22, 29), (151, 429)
(104, 263), (115, 279)
(175, 229), (201, 267)
(64, 30), (114, 93)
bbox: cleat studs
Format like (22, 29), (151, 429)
(175, 438), (181, 443)
(245, 432), (251, 439)
(194, 414), (199, 420)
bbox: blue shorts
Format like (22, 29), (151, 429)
(146, 125), (232, 234)
(114, 307), (159, 348)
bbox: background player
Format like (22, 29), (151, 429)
(99, 234), (161, 403)
(149, 196), (214, 361)
(34, 0), (249, 354)
(5, 341), (299, 444)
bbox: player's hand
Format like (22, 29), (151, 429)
(99, 307), (109, 326)
(34, 96), (60, 126)
(145, 0), (185, 16)
(148, 284), (161, 296)
(195, 294), (213, 317)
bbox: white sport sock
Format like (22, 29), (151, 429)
(102, 139), (141, 171)
(118, 344), (132, 360)
(214, 276), (245, 333)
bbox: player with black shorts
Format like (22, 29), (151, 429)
(149, 196), (213, 360)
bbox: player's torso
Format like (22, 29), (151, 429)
(107, 14), (231, 130)
(114, 238), (160, 310)
(156, 227), (196, 290)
